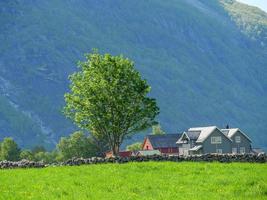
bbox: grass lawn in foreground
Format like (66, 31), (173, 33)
(0, 162), (266, 200)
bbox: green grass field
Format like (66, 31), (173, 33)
(0, 162), (266, 200)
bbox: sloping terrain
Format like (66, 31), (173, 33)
(0, 0), (266, 149)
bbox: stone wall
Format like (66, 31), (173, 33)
(62, 153), (267, 166)
(0, 154), (266, 169)
(0, 159), (45, 169)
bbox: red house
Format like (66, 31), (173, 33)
(142, 134), (181, 155)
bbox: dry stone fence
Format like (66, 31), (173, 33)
(0, 154), (266, 169)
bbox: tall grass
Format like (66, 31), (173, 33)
(0, 162), (266, 199)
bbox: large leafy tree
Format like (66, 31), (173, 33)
(0, 137), (20, 161)
(64, 51), (159, 156)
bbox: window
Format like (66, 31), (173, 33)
(232, 148), (237, 154)
(211, 136), (222, 144)
(240, 147), (245, 154)
(216, 149), (222, 154)
(235, 136), (241, 143)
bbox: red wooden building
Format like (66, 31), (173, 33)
(142, 134), (181, 155)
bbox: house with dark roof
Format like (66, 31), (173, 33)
(142, 134), (181, 155)
(177, 126), (252, 155)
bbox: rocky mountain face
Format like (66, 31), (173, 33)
(0, 0), (266, 150)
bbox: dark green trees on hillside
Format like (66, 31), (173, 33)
(64, 51), (159, 156)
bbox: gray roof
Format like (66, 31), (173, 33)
(221, 128), (252, 142)
(189, 126), (217, 143)
(189, 145), (202, 151)
(176, 131), (201, 144)
(147, 134), (182, 148)
(221, 129), (230, 135)
(186, 130), (201, 140)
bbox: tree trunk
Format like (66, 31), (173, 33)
(112, 144), (120, 157)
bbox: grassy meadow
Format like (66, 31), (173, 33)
(0, 162), (266, 200)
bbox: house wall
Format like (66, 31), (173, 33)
(230, 131), (251, 153)
(142, 138), (154, 150)
(142, 138), (179, 155)
(178, 143), (190, 156)
(177, 139), (197, 156)
(157, 147), (179, 154)
(202, 129), (232, 154)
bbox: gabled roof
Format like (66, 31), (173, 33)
(186, 130), (201, 140)
(146, 134), (182, 148)
(221, 128), (252, 142)
(189, 126), (217, 143)
(189, 145), (202, 151)
(176, 132), (190, 144)
(189, 126), (232, 143)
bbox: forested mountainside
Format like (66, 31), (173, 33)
(0, 0), (266, 149)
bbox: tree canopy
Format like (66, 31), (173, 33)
(57, 131), (99, 159)
(152, 123), (165, 135)
(126, 142), (142, 151)
(0, 137), (20, 161)
(64, 51), (159, 155)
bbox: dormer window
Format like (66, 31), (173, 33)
(235, 136), (241, 143)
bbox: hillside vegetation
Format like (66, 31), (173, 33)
(0, 0), (266, 149)
(0, 162), (266, 199)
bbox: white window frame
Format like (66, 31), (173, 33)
(232, 148), (237, 154)
(235, 136), (241, 143)
(240, 147), (245, 154)
(216, 149), (222, 154)
(211, 136), (222, 144)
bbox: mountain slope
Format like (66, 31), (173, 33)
(0, 0), (266, 149)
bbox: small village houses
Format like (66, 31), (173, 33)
(142, 126), (253, 156)
(106, 126), (255, 158)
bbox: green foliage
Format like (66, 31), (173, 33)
(57, 131), (99, 160)
(32, 146), (46, 154)
(20, 150), (34, 161)
(126, 142), (142, 151)
(152, 123), (165, 135)
(0, 162), (266, 199)
(0, 138), (20, 161)
(34, 151), (59, 164)
(64, 52), (159, 155)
